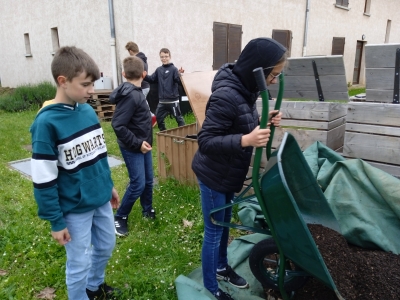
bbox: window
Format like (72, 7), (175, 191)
(24, 33), (32, 57)
(272, 29), (292, 57)
(385, 20), (391, 43)
(364, 0), (371, 15)
(51, 27), (60, 54)
(336, 0), (349, 7)
(331, 37), (345, 55)
(213, 22), (242, 70)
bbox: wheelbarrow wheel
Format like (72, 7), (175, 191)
(249, 238), (309, 292)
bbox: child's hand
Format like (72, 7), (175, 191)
(110, 187), (120, 209)
(269, 110), (282, 127)
(51, 228), (71, 245)
(178, 67), (185, 74)
(241, 126), (271, 148)
(140, 141), (152, 153)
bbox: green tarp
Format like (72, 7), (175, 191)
(176, 141), (400, 299)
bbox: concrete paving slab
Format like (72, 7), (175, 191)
(8, 156), (124, 180)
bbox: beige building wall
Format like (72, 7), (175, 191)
(0, 0), (399, 87)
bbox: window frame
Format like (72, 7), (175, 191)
(24, 33), (32, 57)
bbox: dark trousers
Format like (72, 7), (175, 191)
(155, 102), (185, 131)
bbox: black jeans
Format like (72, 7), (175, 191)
(155, 101), (185, 131)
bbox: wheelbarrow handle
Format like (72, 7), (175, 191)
(267, 73), (285, 160)
(252, 68), (269, 186)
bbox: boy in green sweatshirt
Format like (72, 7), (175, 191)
(30, 46), (120, 300)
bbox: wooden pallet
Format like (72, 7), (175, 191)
(95, 104), (115, 112)
(90, 90), (113, 106)
(97, 110), (114, 119)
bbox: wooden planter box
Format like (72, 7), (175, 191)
(257, 100), (348, 151)
(156, 71), (217, 185)
(343, 102), (400, 178)
(156, 124), (199, 185)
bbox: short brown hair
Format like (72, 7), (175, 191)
(159, 48), (171, 56)
(123, 56), (144, 80)
(51, 46), (100, 85)
(126, 41), (139, 53)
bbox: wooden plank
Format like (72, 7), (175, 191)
(365, 68), (395, 90)
(346, 102), (400, 127)
(157, 134), (167, 179)
(257, 100), (347, 121)
(284, 56), (346, 76)
(268, 74), (347, 93)
(326, 124), (346, 150)
(270, 90), (348, 101)
(365, 44), (400, 68)
(365, 89), (394, 102)
(180, 71), (217, 128)
(97, 111), (113, 118)
(362, 161), (400, 179)
(278, 116), (345, 130)
(271, 127), (328, 150)
(95, 104), (115, 112)
(346, 123), (400, 137)
(343, 132), (400, 165)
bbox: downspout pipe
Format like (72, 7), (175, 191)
(302, 0), (310, 57)
(108, 0), (118, 88)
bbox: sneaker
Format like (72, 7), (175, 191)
(216, 265), (249, 289)
(151, 113), (157, 128)
(143, 208), (156, 219)
(86, 282), (121, 300)
(114, 216), (128, 236)
(214, 288), (234, 300)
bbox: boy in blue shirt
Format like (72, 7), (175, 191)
(30, 46), (120, 300)
(145, 48), (185, 131)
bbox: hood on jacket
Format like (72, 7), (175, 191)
(109, 82), (141, 104)
(211, 63), (258, 103)
(233, 38), (286, 93)
(136, 52), (148, 64)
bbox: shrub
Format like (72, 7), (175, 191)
(0, 82), (56, 112)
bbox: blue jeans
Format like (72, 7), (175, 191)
(64, 202), (115, 300)
(116, 147), (153, 217)
(198, 179), (233, 295)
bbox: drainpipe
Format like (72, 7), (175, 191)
(302, 0), (310, 57)
(108, 0), (118, 88)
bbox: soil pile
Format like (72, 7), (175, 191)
(266, 224), (400, 299)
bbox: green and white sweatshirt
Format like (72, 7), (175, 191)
(30, 102), (113, 231)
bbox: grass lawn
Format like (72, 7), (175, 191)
(0, 110), (216, 299)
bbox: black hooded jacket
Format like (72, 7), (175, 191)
(110, 82), (152, 152)
(191, 38), (286, 193)
(145, 63), (181, 102)
(136, 52), (150, 89)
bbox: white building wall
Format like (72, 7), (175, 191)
(0, 0), (399, 87)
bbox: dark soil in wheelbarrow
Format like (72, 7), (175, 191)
(265, 224), (400, 300)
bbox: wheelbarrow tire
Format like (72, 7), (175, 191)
(249, 238), (309, 292)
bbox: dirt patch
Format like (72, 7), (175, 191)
(0, 87), (14, 95)
(265, 224), (400, 299)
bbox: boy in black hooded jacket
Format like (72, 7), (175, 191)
(110, 56), (155, 237)
(145, 48), (185, 131)
(191, 38), (286, 300)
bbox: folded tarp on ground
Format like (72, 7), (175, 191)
(175, 233), (270, 300)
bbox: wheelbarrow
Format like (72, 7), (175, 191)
(210, 68), (345, 300)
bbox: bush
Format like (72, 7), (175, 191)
(0, 82), (56, 112)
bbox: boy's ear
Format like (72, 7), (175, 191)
(142, 70), (147, 79)
(57, 76), (67, 87)
(122, 71), (127, 79)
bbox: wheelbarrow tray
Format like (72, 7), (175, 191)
(260, 132), (344, 299)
